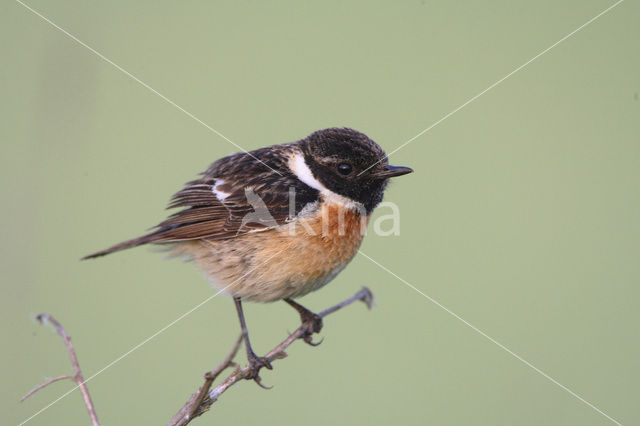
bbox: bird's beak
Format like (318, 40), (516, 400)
(375, 165), (414, 179)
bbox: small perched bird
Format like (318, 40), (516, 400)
(84, 128), (412, 381)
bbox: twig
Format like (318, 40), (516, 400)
(22, 314), (100, 426)
(168, 286), (374, 426)
(168, 335), (243, 425)
(20, 375), (74, 402)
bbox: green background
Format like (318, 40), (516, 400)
(2, 1), (638, 425)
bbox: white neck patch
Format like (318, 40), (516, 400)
(288, 152), (360, 210)
(290, 153), (324, 191)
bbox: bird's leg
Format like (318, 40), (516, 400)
(233, 297), (272, 386)
(284, 298), (323, 346)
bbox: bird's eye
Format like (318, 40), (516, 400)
(337, 162), (352, 175)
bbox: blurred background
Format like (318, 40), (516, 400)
(2, 0), (638, 424)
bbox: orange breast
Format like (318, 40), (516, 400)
(176, 202), (369, 302)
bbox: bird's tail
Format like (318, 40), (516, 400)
(81, 231), (162, 260)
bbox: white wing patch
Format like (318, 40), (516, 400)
(212, 180), (231, 201)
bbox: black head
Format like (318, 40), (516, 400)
(299, 128), (412, 213)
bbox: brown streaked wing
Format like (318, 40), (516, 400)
(82, 145), (320, 259)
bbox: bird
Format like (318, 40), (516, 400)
(83, 127), (412, 382)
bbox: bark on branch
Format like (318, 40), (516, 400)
(168, 286), (375, 426)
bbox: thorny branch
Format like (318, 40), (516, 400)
(168, 286), (375, 426)
(21, 314), (100, 426)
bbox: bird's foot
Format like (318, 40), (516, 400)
(245, 350), (273, 389)
(300, 311), (324, 346)
(285, 298), (324, 346)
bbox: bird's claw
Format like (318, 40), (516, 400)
(245, 352), (273, 388)
(300, 312), (323, 346)
(303, 333), (324, 346)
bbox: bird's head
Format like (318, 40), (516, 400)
(295, 128), (413, 213)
